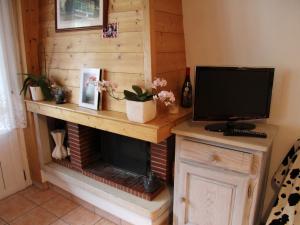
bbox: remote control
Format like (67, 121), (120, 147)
(223, 129), (267, 138)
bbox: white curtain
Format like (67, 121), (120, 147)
(0, 0), (26, 130)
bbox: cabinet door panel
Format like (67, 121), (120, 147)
(187, 174), (234, 225)
(176, 162), (249, 225)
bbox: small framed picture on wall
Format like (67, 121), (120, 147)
(55, 0), (108, 32)
(79, 68), (102, 110)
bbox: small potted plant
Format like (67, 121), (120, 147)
(20, 74), (52, 101)
(123, 85), (157, 123)
(97, 78), (175, 123)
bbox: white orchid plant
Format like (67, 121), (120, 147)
(96, 78), (175, 106)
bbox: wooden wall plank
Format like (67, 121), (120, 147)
(45, 52), (144, 73)
(20, 0), (42, 184)
(109, 0), (144, 12)
(156, 53), (186, 75)
(156, 32), (185, 53)
(155, 11), (184, 33)
(43, 32), (143, 53)
(108, 11), (144, 32)
(154, 0), (183, 15)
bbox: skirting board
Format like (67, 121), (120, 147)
(41, 163), (171, 225)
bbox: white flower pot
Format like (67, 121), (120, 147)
(30, 86), (44, 101)
(126, 100), (157, 123)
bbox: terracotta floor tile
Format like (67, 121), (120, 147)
(49, 186), (72, 200)
(121, 221), (133, 225)
(95, 218), (117, 225)
(10, 207), (57, 225)
(0, 194), (36, 222)
(18, 186), (40, 197)
(71, 196), (95, 213)
(0, 218), (8, 225)
(62, 207), (101, 225)
(50, 219), (69, 225)
(95, 208), (120, 224)
(42, 195), (78, 217)
(24, 188), (58, 205)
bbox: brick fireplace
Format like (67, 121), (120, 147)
(52, 121), (175, 201)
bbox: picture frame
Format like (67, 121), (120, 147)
(79, 68), (102, 110)
(55, 0), (108, 32)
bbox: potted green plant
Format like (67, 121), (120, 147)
(20, 74), (52, 101)
(97, 78), (175, 123)
(123, 85), (157, 123)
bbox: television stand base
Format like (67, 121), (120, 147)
(205, 122), (256, 132)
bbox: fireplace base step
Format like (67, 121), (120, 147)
(84, 161), (164, 200)
(41, 163), (171, 225)
(53, 158), (165, 200)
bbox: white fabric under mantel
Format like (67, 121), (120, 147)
(0, 0), (26, 130)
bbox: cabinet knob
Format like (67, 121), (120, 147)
(181, 197), (187, 203)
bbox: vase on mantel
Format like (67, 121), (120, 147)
(125, 100), (157, 123)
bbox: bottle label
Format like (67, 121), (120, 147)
(184, 87), (189, 96)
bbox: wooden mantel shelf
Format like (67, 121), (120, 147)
(25, 100), (191, 143)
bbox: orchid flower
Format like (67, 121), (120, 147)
(98, 80), (123, 100)
(97, 77), (176, 106)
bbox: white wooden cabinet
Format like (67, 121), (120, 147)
(172, 121), (277, 225)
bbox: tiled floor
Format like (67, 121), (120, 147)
(0, 186), (117, 225)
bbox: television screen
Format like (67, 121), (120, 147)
(193, 66), (274, 122)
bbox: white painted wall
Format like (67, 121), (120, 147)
(182, 0), (300, 220)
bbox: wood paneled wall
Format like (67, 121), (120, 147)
(40, 0), (147, 112)
(152, 0), (186, 102)
(39, 0), (186, 112)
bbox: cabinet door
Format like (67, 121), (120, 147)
(0, 130), (29, 199)
(175, 162), (249, 225)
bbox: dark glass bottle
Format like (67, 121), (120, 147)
(181, 67), (193, 108)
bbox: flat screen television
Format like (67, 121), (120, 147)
(193, 66), (275, 132)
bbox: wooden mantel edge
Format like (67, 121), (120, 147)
(25, 100), (192, 144)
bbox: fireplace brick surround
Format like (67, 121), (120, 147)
(67, 122), (99, 171)
(53, 121), (175, 200)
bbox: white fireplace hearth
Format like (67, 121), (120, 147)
(42, 163), (171, 225)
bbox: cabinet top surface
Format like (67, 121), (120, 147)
(172, 120), (278, 152)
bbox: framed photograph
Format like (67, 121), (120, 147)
(79, 68), (102, 110)
(55, 0), (108, 32)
